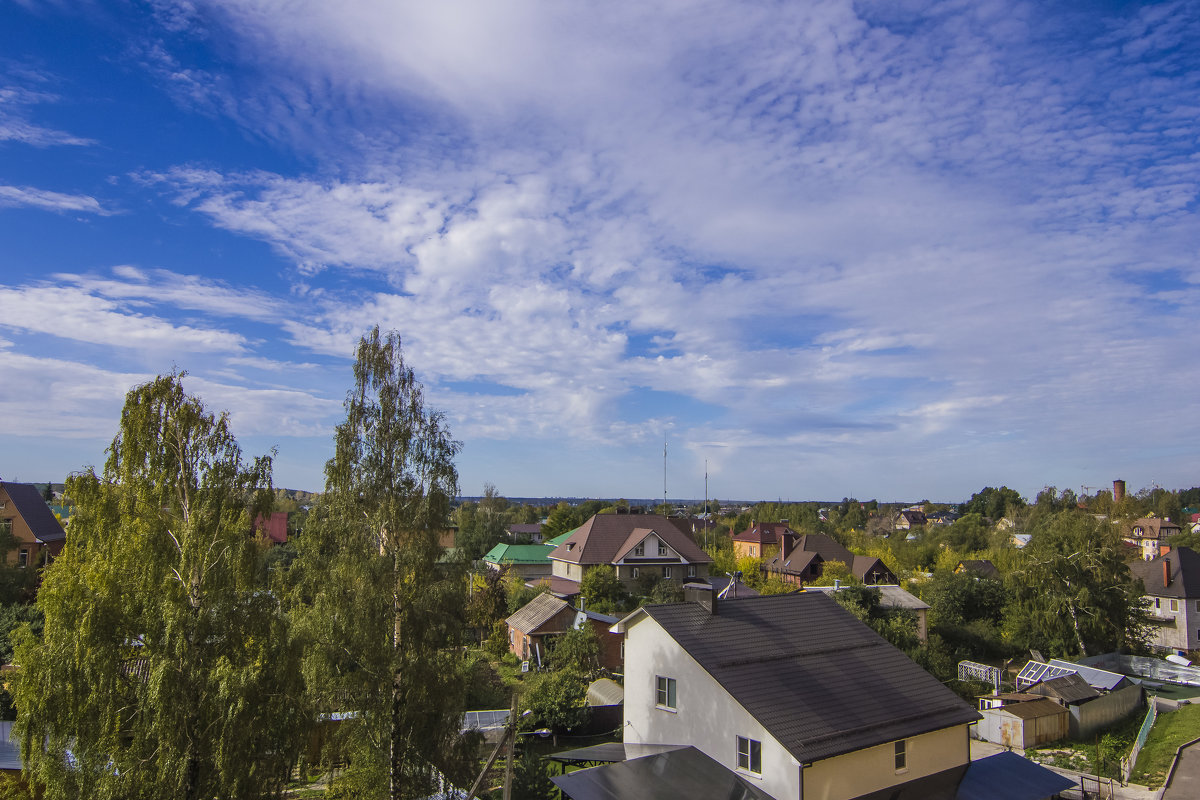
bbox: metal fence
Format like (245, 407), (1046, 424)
(1120, 701), (1158, 783)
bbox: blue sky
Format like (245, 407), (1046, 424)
(2, 0), (1198, 502)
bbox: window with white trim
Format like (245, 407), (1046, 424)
(634, 543), (645, 556)
(17, 548), (28, 569)
(632, 567), (640, 578)
(657, 542), (666, 555)
(894, 740), (907, 772)
(655, 676), (676, 710)
(687, 565), (696, 578)
(1171, 599), (1180, 612)
(663, 566), (672, 579)
(736, 736), (761, 775)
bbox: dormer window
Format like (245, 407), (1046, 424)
(566, 542), (575, 551)
(657, 542), (666, 556)
(634, 544), (644, 556)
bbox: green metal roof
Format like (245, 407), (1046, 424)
(546, 527), (579, 547)
(482, 543), (554, 565)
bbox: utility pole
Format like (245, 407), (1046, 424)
(704, 459), (709, 549)
(663, 439), (668, 512)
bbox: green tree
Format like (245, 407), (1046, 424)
(294, 328), (472, 800)
(1004, 512), (1149, 658)
(549, 624), (600, 673)
(13, 374), (305, 800)
(523, 669), (589, 731)
(579, 565), (627, 615)
(960, 486), (1025, 520)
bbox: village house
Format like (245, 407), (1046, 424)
(554, 586), (1071, 800)
(1124, 516), (1181, 560)
(613, 587), (980, 799)
(0, 481), (67, 567)
(731, 521), (797, 559)
(762, 531), (898, 586)
(504, 592), (622, 672)
(1130, 547), (1200, 654)
(545, 514), (712, 594)
(482, 542), (554, 580)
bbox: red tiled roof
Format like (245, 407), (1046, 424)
(255, 512), (288, 545)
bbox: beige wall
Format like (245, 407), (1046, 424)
(801, 724), (970, 800)
(0, 487), (47, 567)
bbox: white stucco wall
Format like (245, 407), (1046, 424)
(624, 614), (801, 800)
(1146, 594), (1200, 652)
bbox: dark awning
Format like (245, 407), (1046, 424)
(548, 742), (685, 764)
(552, 746), (775, 800)
(955, 752), (1076, 800)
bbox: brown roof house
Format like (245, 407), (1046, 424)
(505, 592), (624, 672)
(763, 532), (898, 587)
(954, 560), (1000, 580)
(1130, 547), (1200, 654)
(546, 514), (713, 594)
(731, 521), (796, 559)
(1125, 517), (1182, 561)
(973, 698), (1068, 750)
(0, 481), (67, 567)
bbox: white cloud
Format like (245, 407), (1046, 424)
(0, 85), (95, 147)
(0, 184), (112, 215)
(0, 285), (249, 354)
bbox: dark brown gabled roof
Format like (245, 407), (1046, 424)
(0, 481), (66, 544)
(956, 560), (1000, 579)
(639, 592), (979, 764)
(731, 522), (795, 546)
(792, 533), (854, 564)
(765, 550), (821, 576)
(1131, 547), (1200, 600)
(548, 514), (712, 567)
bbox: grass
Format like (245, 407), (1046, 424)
(1130, 703), (1200, 788)
(1026, 708), (1147, 780)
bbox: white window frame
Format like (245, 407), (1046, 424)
(736, 736), (761, 775)
(632, 567), (640, 579)
(655, 675), (677, 711)
(634, 543), (645, 557)
(663, 566), (672, 579)
(657, 542), (666, 556)
(687, 565), (696, 578)
(17, 548), (28, 569)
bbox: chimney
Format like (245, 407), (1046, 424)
(780, 529), (798, 561)
(1164, 558), (1172, 588)
(1114, 479), (1126, 504)
(684, 582), (717, 615)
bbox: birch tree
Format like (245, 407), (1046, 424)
(1004, 511), (1149, 658)
(12, 374), (306, 800)
(294, 328), (472, 800)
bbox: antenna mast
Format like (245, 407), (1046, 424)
(663, 440), (668, 511)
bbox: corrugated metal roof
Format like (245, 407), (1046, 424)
(586, 678), (624, 707)
(641, 592), (980, 764)
(483, 543), (554, 565)
(992, 698), (1067, 720)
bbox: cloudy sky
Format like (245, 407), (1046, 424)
(1, 0), (1198, 502)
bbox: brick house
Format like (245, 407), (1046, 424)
(0, 481), (67, 567)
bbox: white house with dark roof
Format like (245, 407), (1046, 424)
(611, 587), (981, 800)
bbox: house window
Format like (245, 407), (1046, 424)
(687, 565), (696, 578)
(17, 549), (28, 569)
(656, 676), (677, 710)
(1171, 599), (1180, 613)
(632, 567), (640, 579)
(895, 740), (907, 772)
(634, 544), (645, 556)
(663, 566), (672, 579)
(736, 736), (761, 775)
(0, 519), (11, 536)
(1155, 598), (1161, 609)
(657, 542), (666, 555)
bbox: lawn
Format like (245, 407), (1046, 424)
(1026, 708), (1147, 780)
(1130, 703), (1200, 788)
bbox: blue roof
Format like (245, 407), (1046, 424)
(956, 752), (1075, 800)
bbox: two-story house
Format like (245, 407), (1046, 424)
(1130, 547), (1200, 654)
(732, 522), (797, 559)
(609, 587), (982, 800)
(0, 481), (67, 567)
(1125, 517), (1181, 561)
(546, 514), (712, 593)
